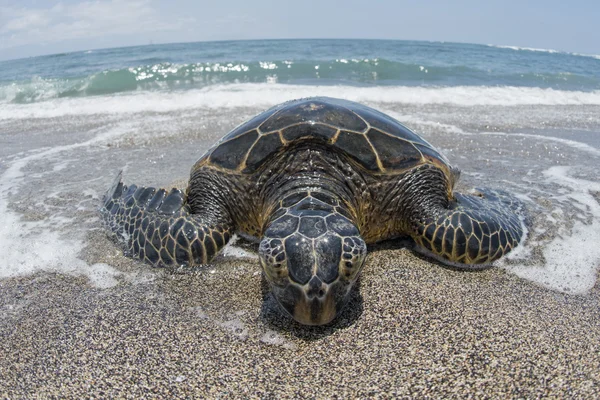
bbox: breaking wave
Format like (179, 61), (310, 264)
(2, 57), (599, 104)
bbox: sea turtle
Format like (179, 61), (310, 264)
(100, 97), (525, 325)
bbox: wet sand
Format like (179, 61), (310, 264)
(1, 230), (599, 398)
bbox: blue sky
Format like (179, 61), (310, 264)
(1, 0), (599, 60)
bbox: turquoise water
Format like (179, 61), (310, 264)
(1, 39), (600, 103)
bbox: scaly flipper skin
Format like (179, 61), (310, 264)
(100, 172), (233, 266)
(412, 189), (525, 267)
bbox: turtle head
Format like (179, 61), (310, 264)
(259, 208), (367, 325)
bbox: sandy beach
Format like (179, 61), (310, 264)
(1, 231), (599, 398)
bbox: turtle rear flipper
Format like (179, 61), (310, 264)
(412, 189), (526, 267)
(100, 172), (233, 267)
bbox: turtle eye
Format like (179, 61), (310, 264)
(341, 259), (363, 279)
(341, 237), (367, 280)
(259, 238), (288, 281)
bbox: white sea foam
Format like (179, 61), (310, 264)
(565, 52), (600, 61)
(487, 44), (561, 54)
(2, 84), (600, 121)
(501, 166), (600, 294)
(221, 235), (258, 259)
(218, 317), (249, 340)
(260, 330), (297, 349)
(488, 44), (600, 61)
(0, 125), (130, 287)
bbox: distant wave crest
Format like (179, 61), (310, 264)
(487, 44), (561, 54)
(487, 44), (600, 61)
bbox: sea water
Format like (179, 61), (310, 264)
(0, 39), (599, 293)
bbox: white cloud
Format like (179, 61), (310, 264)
(0, 0), (194, 50)
(1, 10), (50, 32)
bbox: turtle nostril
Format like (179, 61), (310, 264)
(307, 276), (326, 299)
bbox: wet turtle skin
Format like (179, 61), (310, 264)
(101, 97), (525, 325)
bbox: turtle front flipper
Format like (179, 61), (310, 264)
(412, 189), (526, 267)
(100, 172), (233, 267)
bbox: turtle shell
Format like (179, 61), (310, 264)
(192, 97), (451, 175)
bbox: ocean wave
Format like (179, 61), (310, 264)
(572, 53), (600, 61)
(487, 44), (561, 54)
(488, 44), (600, 61)
(2, 58), (598, 104)
(2, 84), (600, 120)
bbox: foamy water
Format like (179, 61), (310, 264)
(2, 85), (600, 121)
(0, 125), (130, 287)
(498, 166), (600, 293)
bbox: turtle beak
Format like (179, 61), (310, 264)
(271, 277), (350, 325)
